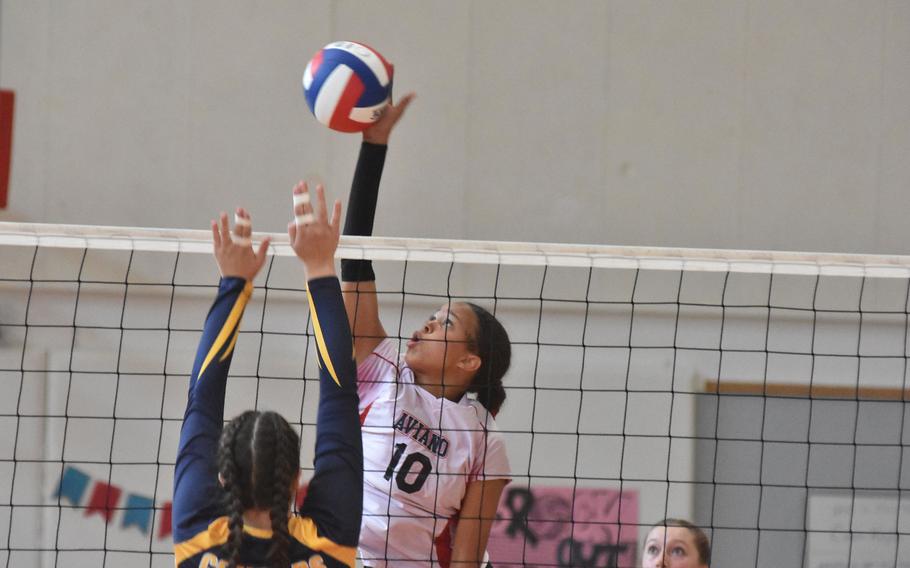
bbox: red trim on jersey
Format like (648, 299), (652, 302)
(434, 518), (456, 567)
(371, 351), (399, 373)
(435, 403), (503, 563)
(359, 401), (373, 425)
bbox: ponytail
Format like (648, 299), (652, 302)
(465, 303), (511, 415)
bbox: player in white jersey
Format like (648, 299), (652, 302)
(340, 93), (512, 567)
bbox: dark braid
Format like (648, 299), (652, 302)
(265, 414), (299, 567)
(216, 410), (300, 568)
(464, 303), (511, 415)
(217, 410), (257, 568)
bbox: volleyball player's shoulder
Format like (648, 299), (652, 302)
(358, 337), (401, 378)
(459, 397), (504, 433)
(369, 337), (401, 365)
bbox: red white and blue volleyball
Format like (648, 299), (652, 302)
(302, 41), (393, 133)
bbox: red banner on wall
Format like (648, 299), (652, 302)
(0, 89), (13, 209)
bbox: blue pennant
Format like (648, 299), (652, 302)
(55, 466), (90, 506)
(121, 494), (155, 534)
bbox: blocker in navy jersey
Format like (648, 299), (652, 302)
(173, 276), (362, 567)
(303, 41), (393, 132)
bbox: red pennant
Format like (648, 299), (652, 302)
(158, 501), (172, 539)
(84, 482), (122, 523)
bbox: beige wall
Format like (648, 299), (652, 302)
(1, 1), (909, 252)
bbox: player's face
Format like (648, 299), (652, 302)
(641, 527), (706, 568)
(405, 302), (479, 386)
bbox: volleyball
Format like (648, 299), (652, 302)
(302, 41), (393, 133)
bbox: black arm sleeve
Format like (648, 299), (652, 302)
(341, 142), (387, 282)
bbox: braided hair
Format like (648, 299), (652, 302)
(464, 303), (511, 416)
(216, 410), (301, 567)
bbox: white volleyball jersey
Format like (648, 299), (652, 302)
(356, 338), (511, 568)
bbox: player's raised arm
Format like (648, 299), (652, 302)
(341, 93), (415, 363)
(173, 209), (270, 542)
(288, 182), (363, 548)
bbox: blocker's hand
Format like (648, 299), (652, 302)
(211, 208), (271, 281)
(287, 181), (342, 281)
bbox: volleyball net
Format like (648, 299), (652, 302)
(1, 221), (909, 567)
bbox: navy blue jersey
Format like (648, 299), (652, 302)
(173, 276), (362, 567)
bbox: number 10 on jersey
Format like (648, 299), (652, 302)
(384, 444), (433, 494)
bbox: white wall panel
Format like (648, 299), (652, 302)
(2, 1), (909, 254)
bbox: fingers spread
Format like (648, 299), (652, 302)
(255, 237), (271, 270)
(293, 182), (310, 214)
(315, 184), (328, 224)
(211, 220), (222, 248)
(287, 220), (297, 242)
(234, 209), (251, 234)
(397, 92), (416, 114)
(294, 181), (314, 225)
(219, 212), (231, 244)
(231, 208), (252, 246)
(331, 199), (342, 232)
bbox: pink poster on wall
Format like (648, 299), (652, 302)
(485, 485), (638, 567)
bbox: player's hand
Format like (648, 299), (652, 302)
(211, 208), (271, 281)
(362, 92), (416, 145)
(287, 181), (342, 280)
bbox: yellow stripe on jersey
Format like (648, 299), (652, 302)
(288, 517), (357, 567)
(241, 523), (272, 539)
(174, 516), (355, 567)
(220, 326), (240, 363)
(307, 287), (341, 388)
(173, 517), (230, 563)
(198, 281), (252, 379)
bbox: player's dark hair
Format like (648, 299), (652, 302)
(650, 518), (711, 566)
(464, 303), (511, 416)
(216, 410), (300, 568)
